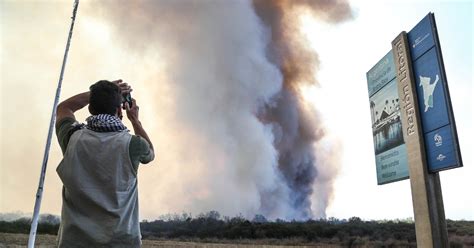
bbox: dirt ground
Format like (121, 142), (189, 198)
(0, 233), (332, 247)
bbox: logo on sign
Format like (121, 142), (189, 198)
(419, 74), (439, 112)
(434, 133), (443, 147)
(412, 33), (430, 48)
(437, 154), (446, 161)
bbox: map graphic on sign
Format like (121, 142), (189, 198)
(419, 74), (439, 112)
(407, 13), (462, 172)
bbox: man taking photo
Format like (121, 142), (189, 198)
(55, 79), (154, 247)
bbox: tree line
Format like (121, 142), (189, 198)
(1, 211), (473, 246)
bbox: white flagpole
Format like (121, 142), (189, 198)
(28, 1), (79, 247)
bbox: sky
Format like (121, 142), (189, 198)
(0, 0), (472, 221)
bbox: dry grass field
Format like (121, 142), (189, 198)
(0, 233), (335, 248)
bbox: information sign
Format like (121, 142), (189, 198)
(407, 13), (463, 172)
(367, 52), (409, 184)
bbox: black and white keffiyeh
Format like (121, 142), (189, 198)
(85, 114), (128, 132)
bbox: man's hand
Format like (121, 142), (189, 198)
(125, 98), (139, 123)
(112, 79), (133, 95)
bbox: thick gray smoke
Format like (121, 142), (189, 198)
(252, 0), (352, 219)
(92, 0), (351, 220)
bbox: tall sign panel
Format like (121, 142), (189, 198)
(407, 13), (463, 172)
(366, 12), (463, 183)
(366, 12), (462, 247)
(367, 52), (409, 185)
(392, 31), (448, 248)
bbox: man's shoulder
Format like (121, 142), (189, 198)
(56, 117), (76, 129)
(56, 117), (81, 153)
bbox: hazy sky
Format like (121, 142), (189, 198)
(1, 0), (472, 221)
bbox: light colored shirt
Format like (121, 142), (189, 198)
(55, 117), (153, 247)
(56, 117), (154, 172)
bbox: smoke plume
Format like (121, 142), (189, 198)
(92, 0), (352, 220)
(252, 0), (352, 219)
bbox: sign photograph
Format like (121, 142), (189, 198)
(367, 52), (409, 185)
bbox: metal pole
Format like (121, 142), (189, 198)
(28, 1), (79, 247)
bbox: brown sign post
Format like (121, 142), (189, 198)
(392, 32), (448, 247)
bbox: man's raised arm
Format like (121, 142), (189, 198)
(56, 92), (90, 122)
(125, 99), (154, 153)
(56, 80), (131, 122)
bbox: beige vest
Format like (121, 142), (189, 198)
(57, 129), (141, 247)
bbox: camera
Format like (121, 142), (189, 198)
(122, 93), (133, 109)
